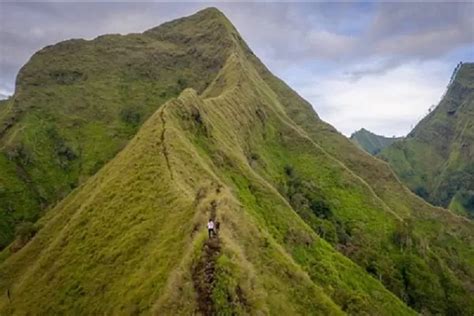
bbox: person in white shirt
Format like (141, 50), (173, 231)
(207, 219), (215, 238)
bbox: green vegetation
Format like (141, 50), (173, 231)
(380, 63), (474, 218)
(0, 7), (233, 248)
(449, 189), (474, 217)
(350, 128), (403, 155)
(0, 7), (472, 315)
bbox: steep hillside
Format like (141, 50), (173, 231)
(247, 44), (474, 314)
(0, 8), (232, 248)
(0, 8), (473, 315)
(380, 63), (474, 218)
(350, 128), (402, 155)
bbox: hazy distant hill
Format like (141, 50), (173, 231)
(350, 128), (403, 155)
(0, 8), (472, 315)
(380, 63), (474, 219)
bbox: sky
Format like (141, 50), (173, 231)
(0, 1), (473, 136)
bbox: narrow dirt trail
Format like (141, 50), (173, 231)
(192, 199), (221, 315)
(159, 109), (173, 180)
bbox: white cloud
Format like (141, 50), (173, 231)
(306, 30), (356, 60)
(296, 60), (453, 137)
(0, 88), (12, 99)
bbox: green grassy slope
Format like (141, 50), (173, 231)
(0, 8), (233, 249)
(350, 128), (403, 155)
(0, 8), (472, 315)
(380, 63), (474, 218)
(243, 32), (474, 314)
(0, 53), (415, 316)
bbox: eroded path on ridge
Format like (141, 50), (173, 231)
(192, 199), (221, 315)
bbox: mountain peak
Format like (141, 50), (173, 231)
(351, 128), (370, 136)
(194, 6), (226, 17)
(453, 62), (474, 87)
(351, 128), (402, 155)
(145, 6), (234, 37)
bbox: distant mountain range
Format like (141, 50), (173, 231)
(380, 62), (474, 219)
(350, 128), (403, 155)
(0, 8), (472, 315)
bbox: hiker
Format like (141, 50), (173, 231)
(215, 221), (220, 234)
(207, 219), (215, 238)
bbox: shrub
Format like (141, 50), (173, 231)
(5, 143), (33, 165)
(56, 144), (77, 161)
(49, 70), (85, 85)
(399, 255), (445, 313)
(310, 199), (332, 219)
(11, 221), (38, 251)
(176, 78), (187, 90)
(46, 126), (77, 163)
(15, 221), (37, 242)
(392, 220), (415, 250)
(315, 220), (338, 244)
(414, 186), (429, 199)
(120, 107), (141, 126)
(284, 164), (294, 177)
(458, 190), (474, 211)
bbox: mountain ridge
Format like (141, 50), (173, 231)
(0, 53), (414, 315)
(350, 128), (403, 155)
(380, 62), (474, 218)
(0, 7), (235, 249)
(0, 7), (472, 315)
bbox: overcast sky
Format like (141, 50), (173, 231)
(1, 1), (473, 136)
